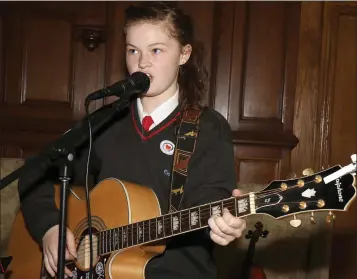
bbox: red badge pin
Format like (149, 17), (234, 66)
(160, 140), (175, 155)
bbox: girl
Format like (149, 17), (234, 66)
(19, 2), (246, 279)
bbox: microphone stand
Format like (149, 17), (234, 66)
(0, 92), (133, 278)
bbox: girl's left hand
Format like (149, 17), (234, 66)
(208, 189), (247, 246)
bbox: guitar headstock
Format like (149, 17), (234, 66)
(254, 157), (356, 220)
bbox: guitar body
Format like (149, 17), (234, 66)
(7, 179), (166, 279)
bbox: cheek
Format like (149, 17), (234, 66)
(126, 55), (138, 73)
(155, 56), (179, 75)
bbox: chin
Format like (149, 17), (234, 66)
(143, 86), (164, 97)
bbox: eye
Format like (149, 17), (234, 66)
(152, 48), (162, 54)
(127, 48), (138, 55)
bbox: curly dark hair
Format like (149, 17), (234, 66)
(124, 1), (208, 107)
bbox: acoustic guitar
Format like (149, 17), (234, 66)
(6, 162), (356, 279)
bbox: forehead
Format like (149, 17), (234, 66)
(125, 21), (176, 47)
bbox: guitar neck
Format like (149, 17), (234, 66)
(99, 193), (256, 255)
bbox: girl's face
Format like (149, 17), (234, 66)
(125, 21), (191, 99)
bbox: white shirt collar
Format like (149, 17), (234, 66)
(137, 89), (179, 130)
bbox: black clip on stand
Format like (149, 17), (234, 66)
(0, 94), (134, 278)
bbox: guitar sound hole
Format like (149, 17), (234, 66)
(76, 229), (100, 269)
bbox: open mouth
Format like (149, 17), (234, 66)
(145, 73), (153, 81)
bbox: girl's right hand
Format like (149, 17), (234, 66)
(42, 225), (77, 278)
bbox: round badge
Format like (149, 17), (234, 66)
(160, 140), (175, 155)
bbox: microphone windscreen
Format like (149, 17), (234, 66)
(129, 72), (150, 95)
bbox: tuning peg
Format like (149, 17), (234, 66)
(245, 230), (253, 239)
(326, 211), (336, 224)
(261, 230), (269, 238)
(302, 168), (315, 176)
(287, 171), (297, 179)
(310, 212), (316, 224)
(290, 214), (301, 228)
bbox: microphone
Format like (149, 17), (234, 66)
(85, 71), (150, 106)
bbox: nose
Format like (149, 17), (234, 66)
(139, 53), (152, 69)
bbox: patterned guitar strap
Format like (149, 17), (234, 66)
(168, 104), (203, 213)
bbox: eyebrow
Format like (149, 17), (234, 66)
(126, 43), (167, 48)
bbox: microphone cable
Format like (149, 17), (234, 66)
(84, 102), (94, 279)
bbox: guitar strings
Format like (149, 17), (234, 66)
(67, 179), (322, 260)
(69, 196), (327, 263)
(73, 179), (311, 246)
(66, 202), (238, 264)
(71, 181), (318, 260)
(69, 199), (325, 264)
(70, 179), (318, 257)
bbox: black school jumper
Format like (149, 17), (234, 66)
(18, 100), (237, 279)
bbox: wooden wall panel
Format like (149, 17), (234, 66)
(210, 2), (237, 120)
(24, 17), (72, 103)
(291, 2), (324, 176)
(239, 160), (279, 185)
(214, 2), (300, 133)
(0, 2), (108, 158)
(243, 3), (285, 120)
(234, 145), (283, 184)
(319, 4), (357, 169)
(328, 14), (356, 160)
(213, 2), (300, 182)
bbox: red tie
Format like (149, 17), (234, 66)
(142, 115), (154, 132)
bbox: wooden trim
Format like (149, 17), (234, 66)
(232, 130), (298, 147)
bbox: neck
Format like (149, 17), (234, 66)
(141, 83), (178, 114)
(98, 193), (255, 255)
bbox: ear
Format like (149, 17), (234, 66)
(179, 44), (192, 65)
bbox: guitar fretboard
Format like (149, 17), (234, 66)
(99, 194), (254, 255)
